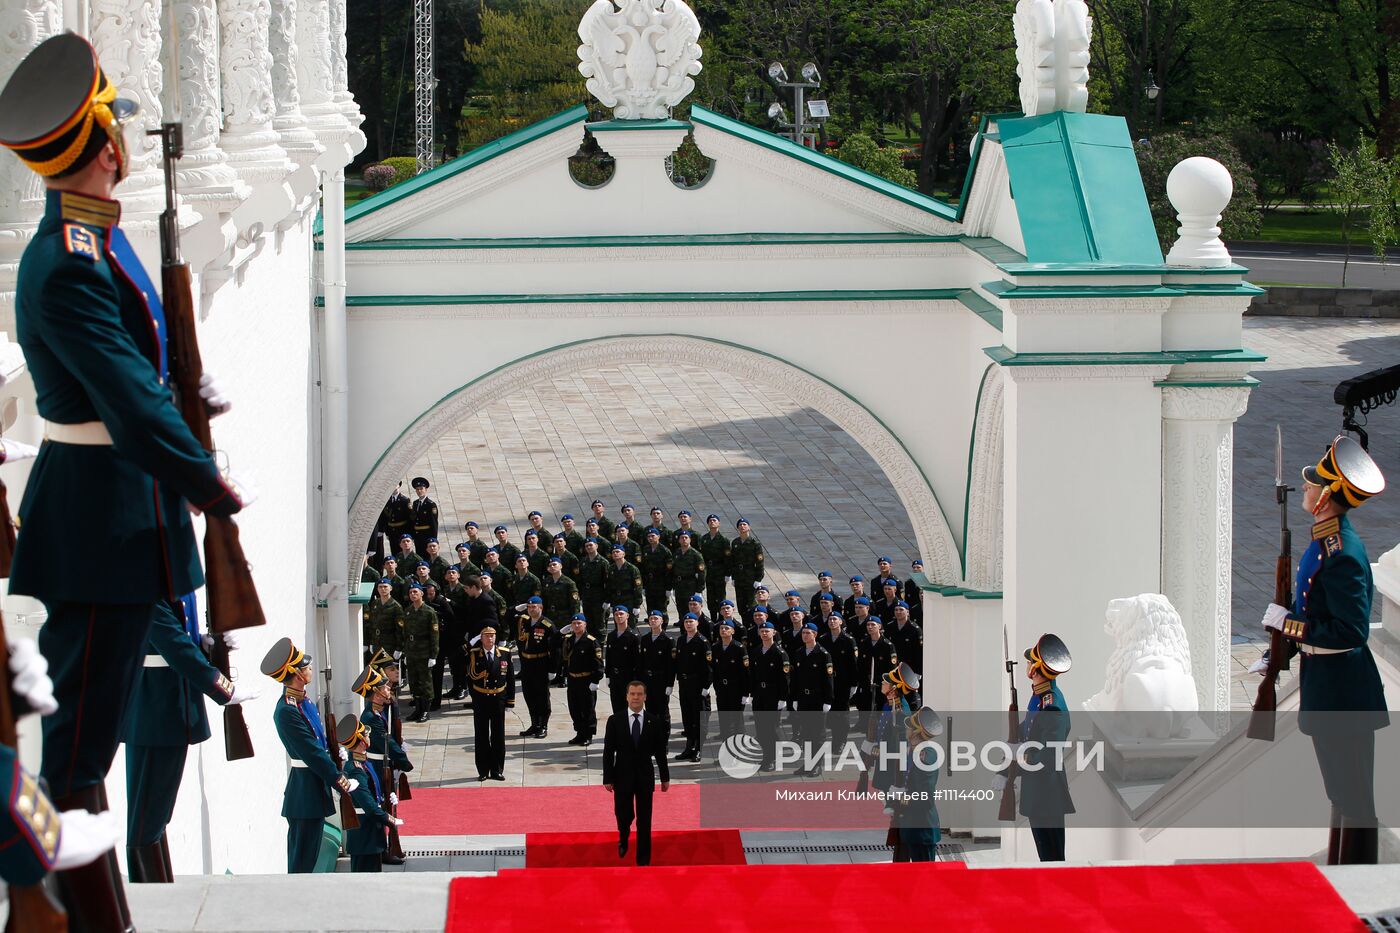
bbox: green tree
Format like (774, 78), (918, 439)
(1135, 131), (1262, 252)
(831, 132), (916, 187)
(1328, 140), (1399, 285)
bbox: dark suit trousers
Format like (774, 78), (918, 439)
(40, 601), (155, 797)
(615, 777), (655, 866)
(567, 681), (597, 738)
(473, 698), (506, 775)
(126, 743), (189, 845)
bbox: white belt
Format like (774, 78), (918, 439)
(44, 420), (113, 445)
(1299, 644), (1351, 656)
(366, 752), (384, 760)
(143, 656), (169, 668)
(289, 759), (309, 768)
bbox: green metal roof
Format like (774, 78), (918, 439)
(996, 111), (1162, 266)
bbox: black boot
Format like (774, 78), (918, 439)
(53, 785), (136, 932)
(1338, 824), (1379, 865)
(127, 842), (169, 884)
(157, 833), (174, 881)
(1326, 807), (1342, 866)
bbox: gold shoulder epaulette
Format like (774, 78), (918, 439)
(1311, 517), (1341, 541)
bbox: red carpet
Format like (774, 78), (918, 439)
(445, 861), (1362, 933)
(526, 829), (745, 867)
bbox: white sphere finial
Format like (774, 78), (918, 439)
(1165, 157), (1234, 267)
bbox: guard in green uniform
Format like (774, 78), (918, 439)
(644, 508), (672, 549)
(356, 664), (412, 865)
(613, 524), (642, 566)
(379, 557), (408, 605)
(422, 539), (452, 588)
(590, 500), (616, 542)
(559, 515), (587, 556)
(605, 544), (645, 623)
(124, 594), (257, 882)
(576, 537), (610, 636)
(0, 34), (252, 928)
(392, 534), (422, 579)
(729, 519), (764, 619)
(335, 715), (394, 872)
(670, 532), (706, 622)
(462, 521), (490, 567)
(640, 530), (674, 623)
(402, 585), (440, 723)
(1010, 634), (1074, 862)
(893, 705), (943, 862)
(365, 579), (406, 658)
(699, 514), (731, 620)
(521, 530), (550, 577)
(542, 556), (581, 623)
(549, 533), (581, 579)
(508, 554), (543, 607)
(261, 639), (355, 874)
(492, 525), (521, 573)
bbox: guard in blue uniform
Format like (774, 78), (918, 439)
(893, 705), (943, 862)
(1259, 435), (1387, 865)
(1017, 633), (1074, 862)
(356, 660), (412, 866)
(0, 33), (249, 929)
(262, 638), (356, 873)
(335, 715), (396, 872)
(124, 593), (257, 883)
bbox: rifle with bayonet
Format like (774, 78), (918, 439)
(997, 627), (1020, 822)
(1248, 426), (1296, 741)
(320, 667), (359, 830)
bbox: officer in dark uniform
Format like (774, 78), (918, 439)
(124, 595), (257, 882)
(819, 611), (859, 751)
(874, 578), (903, 623)
(640, 529), (674, 623)
(673, 613), (712, 762)
(590, 499), (616, 542)
(549, 533), (581, 580)
(748, 620), (790, 772)
(843, 577), (868, 618)
(577, 537), (610, 636)
(478, 571), (510, 635)
(381, 482), (412, 559)
(780, 606), (807, 660)
(519, 616), (557, 737)
(0, 34), (252, 927)
(441, 567), (472, 698)
(467, 626), (515, 780)
(562, 615), (605, 745)
(605, 605), (643, 716)
(1009, 634), (1075, 862)
(855, 616), (898, 712)
(639, 610), (676, 725)
(409, 477), (438, 555)
(542, 556), (581, 623)
(790, 623), (835, 775)
(1259, 436), (1388, 864)
(605, 543), (645, 623)
(905, 560), (925, 627)
(710, 618), (750, 742)
(872, 557), (898, 598)
(335, 715), (395, 872)
(262, 639), (355, 873)
(699, 514), (731, 620)
(559, 515), (587, 556)
(685, 594), (715, 642)
(729, 519), (764, 619)
(888, 601), (923, 678)
(423, 581), (456, 709)
(670, 532), (706, 621)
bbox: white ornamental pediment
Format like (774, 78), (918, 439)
(577, 0), (703, 120)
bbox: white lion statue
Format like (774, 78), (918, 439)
(1083, 593), (1199, 739)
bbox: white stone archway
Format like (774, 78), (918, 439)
(962, 364), (1005, 592)
(347, 334), (963, 584)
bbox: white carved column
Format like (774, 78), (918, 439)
(217, 0), (294, 234)
(173, 0), (247, 218)
(295, 0), (351, 168)
(0, 0), (63, 328)
(1160, 385), (1252, 713)
(267, 0), (323, 187)
(326, 0), (364, 157)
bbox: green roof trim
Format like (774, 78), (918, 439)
(910, 572), (1002, 600)
(331, 288), (964, 308)
(1154, 376), (1261, 388)
(585, 118), (691, 132)
(962, 236), (1028, 266)
(343, 104), (590, 226)
(997, 111), (1162, 266)
(958, 290), (1003, 332)
(985, 346), (1268, 366)
(1003, 262), (1250, 276)
(982, 280), (1180, 300)
(332, 232), (960, 251)
(689, 104), (960, 222)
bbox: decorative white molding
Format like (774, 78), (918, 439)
(999, 297), (1173, 316)
(346, 336), (963, 586)
(577, 0), (702, 120)
(344, 241), (964, 268)
(267, 0), (324, 171)
(344, 298), (965, 321)
(1014, 0), (1091, 117)
(295, 0), (353, 167)
(326, 0), (365, 155)
(173, 0), (250, 219)
(1160, 385), (1250, 422)
(962, 365), (1004, 591)
(1001, 364), (1173, 383)
(94, 0), (169, 217)
(959, 138), (1008, 238)
(219, 0), (294, 187)
(1165, 157), (1234, 268)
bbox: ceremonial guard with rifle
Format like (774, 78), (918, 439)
(356, 659), (413, 866)
(891, 705), (943, 863)
(1000, 633), (1074, 862)
(124, 593), (258, 883)
(0, 32), (259, 927)
(336, 715), (401, 872)
(1252, 433), (1387, 865)
(262, 639), (359, 873)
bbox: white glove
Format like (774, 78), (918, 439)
(741, 696), (751, 708)
(193, 470), (258, 515)
(345, 779), (359, 793)
(9, 639), (57, 717)
(1248, 655), (1270, 675)
(199, 371), (232, 417)
(51, 808), (121, 871)
(221, 630), (241, 650)
(392, 817), (405, 826)
(389, 792), (399, 807)
(665, 687), (672, 697)
(589, 683), (599, 692)
(0, 438), (39, 465)
(227, 682), (260, 705)
(337, 746), (348, 764)
(860, 739), (875, 755)
(427, 658), (436, 668)
(201, 634), (216, 651)
(1261, 603), (1290, 633)
(822, 703), (832, 712)
(991, 772), (1008, 793)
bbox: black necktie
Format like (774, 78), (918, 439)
(632, 713), (642, 747)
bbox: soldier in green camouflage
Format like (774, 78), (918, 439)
(526, 510), (554, 545)
(558, 515), (587, 556)
(379, 556), (409, 606)
(401, 584), (440, 722)
(462, 521), (491, 567)
(521, 530), (550, 577)
(492, 525), (521, 572)
(549, 533), (580, 579)
(605, 543), (644, 624)
(364, 579), (406, 659)
(453, 543), (481, 578)
(423, 540), (452, 588)
(645, 507), (672, 549)
(729, 519), (765, 619)
(670, 531), (706, 619)
(542, 557), (581, 624)
(613, 524), (642, 566)
(640, 529), (674, 624)
(576, 537), (610, 637)
(508, 555), (542, 607)
(699, 513), (731, 620)
(589, 500), (615, 542)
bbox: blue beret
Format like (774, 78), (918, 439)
(707, 514), (720, 522)
(572, 613), (587, 621)
(755, 584), (769, 593)
(465, 521), (479, 529)
(803, 621), (819, 631)
(785, 589), (800, 598)
(895, 600), (909, 609)
(735, 517), (748, 528)
(689, 594), (703, 604)
(515, 553), (529, 562)
(912, 559), (924, 568)
(561, 514), (574, 521)
(869, 616), (883, 625)
(584, 536), (600, 545)
(856, 596), (871, 606)
(377, 577), (391, 585)
(456, 542), (469, 550)
(527, 596), (543, 604)
(611, 544), (625, 553)
(416, 561), (429, 569)
(553, 533), (566, 541)
(758, 620), (775, 630)
(721, 599), (735, 608)
(652, 610), (666, 619)
(678, 509), (692, 517)
(548, 557), (562, 565)
(614, 605), (629, 614)
(819, 592), (835, 602)
(882, 578), (900, 588)
(591, 499), (604, 507)
(718, 618), (734, 628)
(752, 606), (769, 616)
(850, 575), (864, 583)
(382, 555), (398, 563)
(400, 533), (413, 541)
(427, 538), (438, 545)
(493, 525), (507, 533)
(683, 612), (698, 621)
(528, 510), (542, 519)
(479, 571), (493, 580)
(645, 528), (660, 536)
(677, 530), (692, 539)
(622, 503), (635, 510)
(487, 546), (500, 554)
(818, 570), (832, 579)
(878, 556), (892, 564)
(408, 583), (424, 591)
(523, 529), (538, 539)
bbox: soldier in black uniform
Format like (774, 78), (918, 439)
(381, 481), (412, 561)
(577, 537), (610, 636)
(820, 611), (859, 751)
(562, 615), (605, 745)
(855, 616), (899, 712)
(699, 514), (731, 620)
(888, 601), (924, 678)
(518, 616), (556, 738)
(463, 521), (491, 567)
(605, 606), (643, 716)
(423, 581), (457, 710)
(790, 622), (834, 776)
(590, 499), (616, 542)
(843, 576), (868, 618)
(409, 477), (438, 556)
(441, 568), (471, 699)
(673, 614), (712, 762)
(710, 618), (750, 742)
(780, 606), (808, 660)
(639, 611), (675, 726)
(752, 585), (777, 627)
(874, 578), (903, 623)
(872, 557), (899, 600)
(749, 620), (790, 772)
(457, 575), (500, 646)
(807, 571), (835, 615)
(466, 626), (515, 780)
(813, 592), (838, 629)
(685, 594), (714, 642)
(905, 559), (925, 627)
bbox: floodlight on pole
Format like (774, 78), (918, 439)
(801, 62), (821, 83)
(768, 62), (788, 83)
(764, 59), (826, 148)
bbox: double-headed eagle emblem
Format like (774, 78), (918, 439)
(577, 0), (704, 120)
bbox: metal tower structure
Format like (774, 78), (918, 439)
(414, 0), (435, 173)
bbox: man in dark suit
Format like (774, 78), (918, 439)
(602, 681), (670, 866)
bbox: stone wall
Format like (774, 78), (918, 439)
(1248, 287), (1400, 318)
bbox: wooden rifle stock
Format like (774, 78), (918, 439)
(997, 681), (1020, 822)
(208, 638), (254, 761)
(320, 693), (359, 832)
(0, 480), (69, 933)
(1248, 456), (1294, 742)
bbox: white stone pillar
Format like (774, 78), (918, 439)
(295, 0), (352, 168)
(173, 0), (248, 219)
(326, 0), (365, 157)
(218, 0), (294, 233)
(267, 0), (323, 178)
(92, 0), (169, 225)
(0, 0), (63, 327)
(1160, 385), (1251, 712)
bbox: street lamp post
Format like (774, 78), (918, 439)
(766, 61), (824, 147)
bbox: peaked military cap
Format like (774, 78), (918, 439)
(909, 705), (945, 739)
(883, 661), (920, 694)
(1025, 633), (1072, 677)
(261, 638), (310, 682)
(352, 665), (386, 698)
(1303, 434), (1385, 508)
(368, 647), (398, 671)
(336, 714), (368, 748)
(411, 477), (430, 489)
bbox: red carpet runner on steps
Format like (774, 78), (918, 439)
(526, 829), (745, 867)
(445, 861), (1363, 933)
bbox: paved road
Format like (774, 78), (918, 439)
(1229, 240), (1400, 287)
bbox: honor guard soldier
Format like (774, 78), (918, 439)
(868, 663), (920, 795)
(605, 606), (643, 715)
(365, 578), (406, 660)
(559, 515), (587, 556)
(125, 595), (257, 883)
(613, 523), (642, 566)
(819, 611), (859, 750)
(576, 537), (611, 636)
(843, 576), (868, 618)
(729, 520), (764, 618)
(590, 499), (616, 541)
(605, 543), (645, 623)
(874, 578), (902, 622)
(780, 605), (806, 660)
(335, 716), (397, 872)
(670, 532), (706, 619)
(493, 525), (521, 572)
(810, 571), (839, 616)
(521, 530), (550, 577)
(710, 618), (750, 742)
(1259, 435), (1387, 864)
(563, 615), (605, 745)
(409, 477), (438, 555)
(262, 639), (357, 874)
(393, 534), (422, 579)
(367, 650), (407, 745)
(673, 613), (713, 762)
(893, 706), (943, 862)
(752, 585), (778, 626)
(519, 615), (557, 737)
(640, 529), (674, 622)
(872, 557), (898, 598)
(423, 540), (452, 588)
(467, 626), (515, 780)
(402, 584), (440, 722)
(542, 556), (582, 624)
(356, 663), (413, 864)
(1013, 634), (1075, 862)
(813, 592), (838, 628)
(855, 616), (898, 712)
(699, 514), (731, 619)
(686, 594), (715, 642)
(550, 533), (581, 579)
(905, 560), (925, 626)
(790, 623), (834, 776)
(381, 482), (412, 557)
(888, 601), (923, 677)
(462, 521), (491, 566)
(715, 599), (743, 644)
(639, 610), (676, 724)
(748, 620), (790, 771)
(778, 590), (804, 629)
(1, 33), (254, 927)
